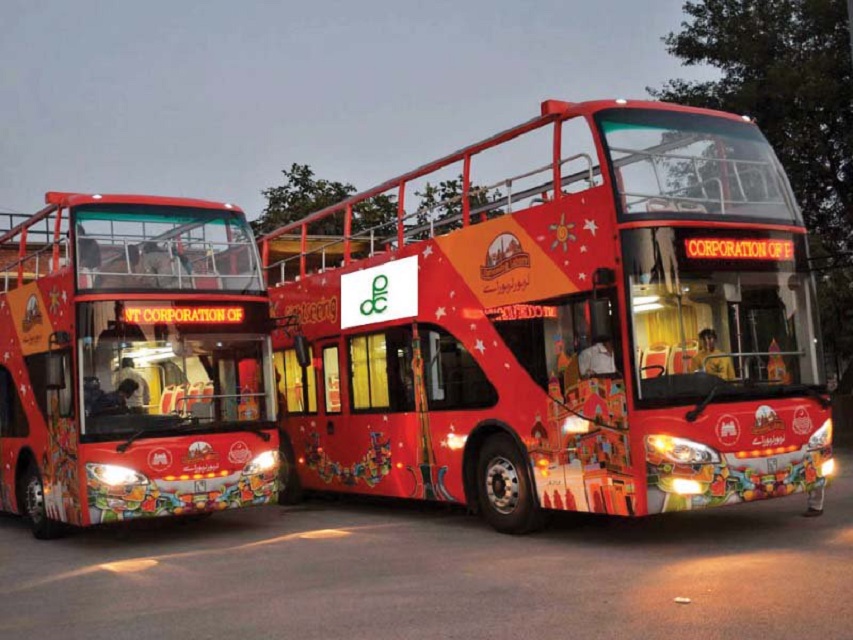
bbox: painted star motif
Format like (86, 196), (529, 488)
(440, 440), (448, 448)
(449, 424), (456, 432)
(449, 291), (456, 299)
(3, 353), (8, 362)
(383, 415), (389, 422)
(61, 290), (67, 303)
(583, 219), (598, 236)
(469, 323), (477, 331)
(474, 339), (486, 355)
(19, 384), (26, 396)
(299, 425), (305, 433)
(580, 245), (588, 253)
(548, 213), (577, 252)
(578, 272), (587, 281)
(423, 245), (433, 258)
(435, 307), (447, 320)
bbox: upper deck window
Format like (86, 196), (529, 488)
(596, 109), (801, 224)
(74, 204), (264, 293)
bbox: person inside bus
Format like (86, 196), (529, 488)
(91, 378), (140, 416)
(140, 242), (189, 288)
(579, 339), (616, 378)
(113, 357), (150, 413)
(690, 328), (735, 380)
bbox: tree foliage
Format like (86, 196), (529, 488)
(652, 1), (853, 389)
(252, 163), (397, 237)
(651, 0), (853, 248)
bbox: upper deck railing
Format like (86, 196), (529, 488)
(0, 192), (264, 294)
(260, 99), (603, 285)
(0, 200), (71, 292)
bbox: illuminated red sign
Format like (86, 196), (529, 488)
(685, 238), (794, 261)
(485, 304), (558, 322)
(122, 306), (245, 324)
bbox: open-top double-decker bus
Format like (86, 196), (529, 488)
(0, 192), (279, 538)
(260, 99), (834, 533)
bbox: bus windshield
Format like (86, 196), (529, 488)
(74, 204), (264, 293)
(78, 301), (274, 440)
(623, 228), (824, 406)
(596, 108), (801, 223)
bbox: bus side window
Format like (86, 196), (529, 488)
(0, 367), (28, 438)
(322, 346), (341, 414)
(421, 325), (497, 410)
(277, 348), (317, 415)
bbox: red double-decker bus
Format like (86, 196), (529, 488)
(261, 99), (834, 533)
(0, 192), (279, 538)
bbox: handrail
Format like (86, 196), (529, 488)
(263, 152), (601, 284)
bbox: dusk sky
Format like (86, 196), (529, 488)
(1, 1), (718, 222)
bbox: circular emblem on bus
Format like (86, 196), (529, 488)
(715, 414), (741, 447)
(791, 406), (813, 435)
(147, 448), (173, 472)
(228, 441), (253, 465)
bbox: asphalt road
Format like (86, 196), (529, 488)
(1, 453), (851, 640)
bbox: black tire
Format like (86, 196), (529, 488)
(278, 437), (303, 505)
(20, 464), (64, 540)
(477, 433), (547, 534)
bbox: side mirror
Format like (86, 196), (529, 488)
(294, 335), (311, 369)
(589, 298), (612, 343)
(46, 354), (65, 390)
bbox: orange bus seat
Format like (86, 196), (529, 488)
(160, 385), (176, 414)
(640, 343), (670, 378)
(669, 340), (699, 374)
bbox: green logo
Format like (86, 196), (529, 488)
(360, 275), (389, 316)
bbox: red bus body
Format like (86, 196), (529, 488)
(262, 100), (833, 532)
(0, 192), (279, 537)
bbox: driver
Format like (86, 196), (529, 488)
(690, 328), (735, 380)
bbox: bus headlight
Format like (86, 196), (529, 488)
(86, 463), (149, 486)
(646, 435), (720, 464)
(808, 419), (832, 450)
(243, 450), (279, 475)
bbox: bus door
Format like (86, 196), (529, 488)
(318, 341), (343, 436)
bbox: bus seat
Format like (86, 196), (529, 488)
(640, 343), (670, 378)
(173, 384), (187, 414)
(160, 385), (176, 414)
(186, 381), (206, 411)
(669, 340), (699, 375)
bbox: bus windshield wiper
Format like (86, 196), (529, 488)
(229, 423), (272, 442)
(115, 417), (197, 452)
(116, 430), (151, 453)
(685, 381), (724, 423)
(773, 383), (831, 409)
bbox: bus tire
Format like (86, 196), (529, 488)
(20, 463), (63, 540)
(278, 438), (303, 505)
(477, 434), (546, 534)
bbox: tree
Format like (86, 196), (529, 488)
(253, 163), (397, 237)
(651, 0), (853, 391)
(412, 177), (504, 240)
(650, 0), (853, 249)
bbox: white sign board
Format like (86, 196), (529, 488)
(340, 255), (419, 329)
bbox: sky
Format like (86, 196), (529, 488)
(0, 0), (718, 223)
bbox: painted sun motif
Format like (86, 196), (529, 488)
(549, 213), (576, 252)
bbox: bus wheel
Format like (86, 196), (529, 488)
(477, 434), (545, 534)
(278, 439), (303, 505)
(21, 464), (63, 540)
